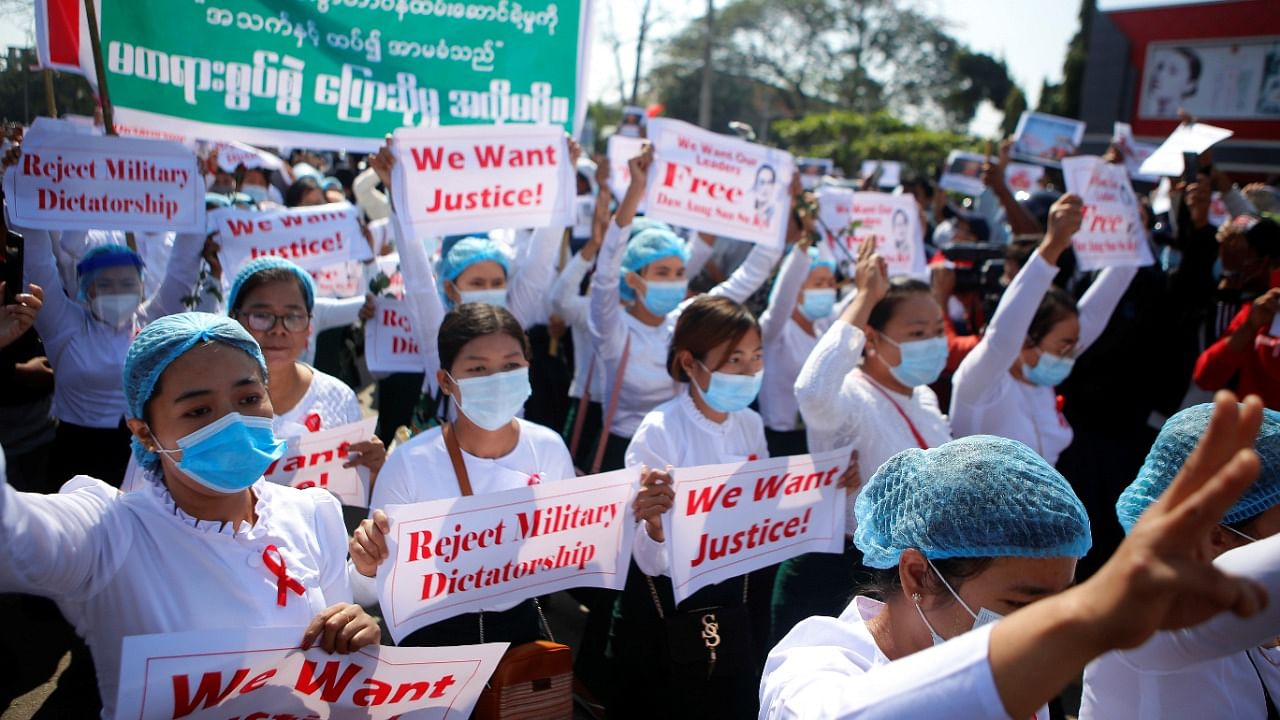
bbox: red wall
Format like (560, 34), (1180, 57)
(1108, 0), (1280, 139)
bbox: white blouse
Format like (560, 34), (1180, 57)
(273, 366), (364, 438)
(759, 246), (832, 433)
(794, 321), (951, 531)
(550, 251), (606, 401)
(0, 464), (351, 719)
(761, 595), (1047, 719)
(624, 391), (769, 577)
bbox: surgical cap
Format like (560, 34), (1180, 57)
(75, 244), (143, 301)
(629, 216), (672, 238)
(437, 236), (510, 308)
(619, 227), (689, 302)
(854, 435), (1092, 569)
(205, 192), (233, 208)
(808, 246), (836, 274)
(1117, 404), (1280, 533)
(123, 312), (268, 470)
(226, 257), (317, 313)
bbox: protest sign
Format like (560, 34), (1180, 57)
(666, 449), (852, 604)
(820, 190), (926, 277)
(391, 125), (574, 238)
(607, 134), (648, 199)
(217, 203), (373, 275)
(3, 128), (205, 234)
(1138, 122), (1234, 178)
(938, 151), (986, 196)
(645, 118), (794, 248)
(312, 261), (365, 299)
(264, 417), (379, 507)
(1012, 111), (1086, 165)
(859, 160), (902, 188)
(373, 252), (406, 299)
(798, 157), (834, 189)
(816, 185), (856, 251)
(1005, 162), (1046, 193)
(211, 140), (286, 173)
(1061, 156), (1155, 272)
(618, 105), (648, 138)
(1112, 122), (1160, 183)
(116, 626), (504, 720)
(40, 0), (593, 152)
(365, 296), (426, 375)
(378, 470), (636, 643)
(572, 194), (596, 239)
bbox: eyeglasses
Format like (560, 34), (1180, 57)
(239, 311), (310, 333)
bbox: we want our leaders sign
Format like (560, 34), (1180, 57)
(378, 470), (635, 643)
(115, 626), (504, 719)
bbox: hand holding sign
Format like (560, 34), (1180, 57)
(634, 464), (676, 543)
(1045, 193), (1084, 260)
(351, 509), (392, 578)
(301, 602), (381, 654)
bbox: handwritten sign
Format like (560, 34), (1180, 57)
(390, 125), (575, 238)
(116, 626), (504, 720)
(666, 449), (851, 604)
(378, 470), (637, 643)
(820, 190), (926, 278)
(1061, 156), (1155, 271)
(3, 127), (205, 233)
(645, 118), (794, 248)
(264, 417), (379, 507)
(217, 203), (373, 275)
(365, 296), (426, 374)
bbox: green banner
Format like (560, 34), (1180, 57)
(98, 0), (590, 151)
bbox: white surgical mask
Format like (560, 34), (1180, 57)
(448, 367), (531, 431)
(91, 293), (141, 329)
(241, 185), (269, 203)
(914, 558), (1005, 646)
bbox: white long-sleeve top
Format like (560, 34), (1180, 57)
(759, 246), (832, 432)
(352, 167), (391, 221)
(624, 391), (768, 576)
(273, 365), (364, 437)
(760, 595), (1046, 720)
(589, 221), (782, 438)
(0, 462), (352, 719)
(949, 253), (1137, 465)
(23, 227), (205, 428)
(550, 250), (606, 401)
(1080, 532), (1280, 720)
(795, 321), (951, 531)
(355, 419), (576, 607)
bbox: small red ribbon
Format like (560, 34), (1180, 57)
(263, 544), (305, 607)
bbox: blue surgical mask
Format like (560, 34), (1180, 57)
(1023, 351), (1075, 387)
(240, 185), (269, 204)
(799, 288), (836, 321)
(458, 288), (509, 308)
(154, 413), (285, 494)
(915, 558), (1006, 646)
(880, 335), (948, 387)
(642, 280), (688, 316)
(449, 367), (532, 431)
(695, 362), (763, 413)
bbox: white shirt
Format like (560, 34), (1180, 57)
(273, 366), (363, 438)
(949, 254), (1137, 465)
(795, 321), (951, 531)
(550, 251), (606, 401)
(0, 470), (351, 719)
(761, 595), (1046, 720)
(624, 391), (769, 576)
(357, 419), (575, 608)
(23, 228), (205, 428)
(590, 222), (781, 438)
(1080, 533), (1280, 720)
(759, 246), (832, 432)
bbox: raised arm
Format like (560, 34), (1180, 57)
(140, 231), (205, 320)
(507, 224), (565, 328)
(590, 145), (650, 363)
(1075, 264), (1139, 355)
(19, 226), (81, 348)
(761, 243), (813, 344)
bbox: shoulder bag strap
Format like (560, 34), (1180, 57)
(568, 353), (595, 460)
(441, 422), (474, 496)
(590, 336), (631, 474)
(864, 376), (930, 450)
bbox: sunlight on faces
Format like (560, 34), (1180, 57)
(624, 255), (687, 300)
(126, 342), (273, 498)
(680, 328), (764, 395)
(1020, 313), (1080, 369)
(234, 279), (311, 367)
(446, 260), (508, 304)
(914, 554), (1078, 641)
(437, 332), (529, 405)
(866, 293), (945, 369)
(87, 265), (143, 300)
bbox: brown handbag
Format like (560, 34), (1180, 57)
(442, 423), (574, 720)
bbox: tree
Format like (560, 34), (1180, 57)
(1001, 85), (1028, 137)
(941, 50), (1016, 130)
(1038, 0), (1094, 118)
(0, 47), (95, 125)
(772, 110), (980, 181)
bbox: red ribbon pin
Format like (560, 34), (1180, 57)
(263, 544), (306, 607)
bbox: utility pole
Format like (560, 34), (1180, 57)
(698, 0), (714, 128)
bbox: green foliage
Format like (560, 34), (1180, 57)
(772, 110), (981, 180)
(1038, 0), (1093, 118)
(0, 48), (95, 125)
(1001, 85), (1029, 137)
(942, 50), (1016, 129)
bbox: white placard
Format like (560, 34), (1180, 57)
(3, 128), (205, 234)
(1112, 122), (1161, 183)
(365, 296), (427, 374)
(1061, 156), (1155, 272)
(378, 470), (637, 643)
(311, 261), (365, 299)
(572, 195), (596, 240)
(116, 626), (504, 720)
(390, 125), (574, 238)
(798, 157), (835, 189)
(607, 134), (648, 206)
(666, 449), (851, 604)
(860, 160), (902, 188)
(1011, 111), (1086, 165)
(938, 151), (987, 196)
(821, 191), (926, 278)
(1005, 162), (1046, 193)
(1138, 122), (1234, 178)
(212, 141), (285, 173)
(264, 417), (379, 507)
(217, 203), (373, 275)
(645, 118), (794, 248)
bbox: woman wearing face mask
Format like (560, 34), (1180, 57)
(0, 313), (380, 719)
(774, 238), (953, 644)
(237, 166), (281, 208)
(1081, 403), (1280, 719)
(348, 303), (575, 647)
(590, 144), (782, 471)
(762, 395), (1275, 719)
(19, 226), (205, 487)
(949, 193), (1138, 464)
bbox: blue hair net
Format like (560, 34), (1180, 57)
(75, 244), (143, 301)
(205, 192), (232, 208)
(807, 246), (836, 275)
(437, 237), (510, 309)
(619, 228), (689, 302)
(628, 216), (672, 238)
(854, 435), (1092, 569)
(123, 312), (268, 470)
(226, 257), (317, 313)
(1117, 404), (1280, 533)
